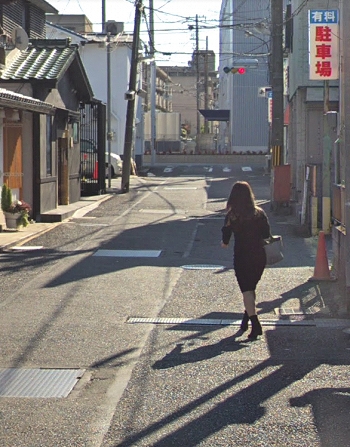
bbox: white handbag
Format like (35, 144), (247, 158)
(263, 235), (283, 265)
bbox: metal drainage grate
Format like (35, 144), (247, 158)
(11, 246), (44, 251)
(164, 187), (198, 190)
(194, 216), (224, 220)
(182, 264), (226, 270)
(127, 317), (227, 325)
(139, 209), (185, 214)
(0, 368), (85, 398)
(78, 223), (109, 227)
(126, 317), (315, 327)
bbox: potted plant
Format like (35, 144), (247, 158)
(1, 184), (31, 230)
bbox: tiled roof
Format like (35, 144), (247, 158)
(0, 88), (55, 114)
(0, 43), (77, 82)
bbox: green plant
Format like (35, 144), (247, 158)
(1, 184), (12, 212)
(1, 184), (31, 227)
(8, 200), (31, 227)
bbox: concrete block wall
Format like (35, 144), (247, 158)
(142, 154), (267, 165)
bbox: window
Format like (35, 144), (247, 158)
(46, 116), (52, 176)
(72, 121), (79, 144)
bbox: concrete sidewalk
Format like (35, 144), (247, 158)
(0, 192), (113, 251)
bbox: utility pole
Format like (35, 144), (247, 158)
(106, 32), (112, 189)
(322, 80), (331, 233)
(195, 14), (200, 153)
(204, 36), (209, 134)
(270, 0), (284, 166)
(102, 0), (106, 32)
(340, 0), (350, 304)
(121, 0), (142, 193)
(149, 0), (156, 166)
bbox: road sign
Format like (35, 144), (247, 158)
(258, 86), (272, 97)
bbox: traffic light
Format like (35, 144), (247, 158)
(223, 66), (246, 74)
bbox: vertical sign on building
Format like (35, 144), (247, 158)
(308, 9), (340, 80)
(267, 91), (273, 124)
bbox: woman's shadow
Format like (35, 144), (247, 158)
(152, 329), (249, 370)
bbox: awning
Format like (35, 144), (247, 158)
(0, 88), (55, 115)
(199, 109), (230, 121)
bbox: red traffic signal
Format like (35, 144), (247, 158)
(232, 67), (246, 74)
(226, 67), (246, 74)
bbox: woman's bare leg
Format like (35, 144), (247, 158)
(242, 290), (256, 316)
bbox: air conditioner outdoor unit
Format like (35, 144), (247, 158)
(105, 21), (124, 35)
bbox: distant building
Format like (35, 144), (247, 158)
(46, 14), (94, 34)
(218, 0), (270, 153)
(142, 65), (173, 113)
(162, 50), (218, 139)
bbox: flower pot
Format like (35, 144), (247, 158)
(3, 211), (22, 230)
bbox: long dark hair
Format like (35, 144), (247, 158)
(226, 181), (257, 218)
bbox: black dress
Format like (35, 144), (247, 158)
(221, 207), (270, 292)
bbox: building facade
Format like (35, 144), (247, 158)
(285, 0), (350, 298)
(46, 21), (145, 164)
(0, 0), (93, 222)
(218, 0), (270, 154)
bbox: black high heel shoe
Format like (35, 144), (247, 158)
(240, 311), (249, 332)
(248, 315), (262, 339)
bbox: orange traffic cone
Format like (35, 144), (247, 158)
(309, 231), (334, 281)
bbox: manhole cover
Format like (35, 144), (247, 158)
(0, 368), (84, 398)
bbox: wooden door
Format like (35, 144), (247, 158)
(58, 137), (69, 205)
(3, 122), (22, 198)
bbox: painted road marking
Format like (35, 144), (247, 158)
(94, 250), (162, 257)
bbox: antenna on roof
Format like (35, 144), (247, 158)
(11, 27), (29, 51)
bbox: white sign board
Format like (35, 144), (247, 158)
(308, 9), (339, 80)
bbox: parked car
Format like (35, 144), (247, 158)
(80, 139), (123, 179)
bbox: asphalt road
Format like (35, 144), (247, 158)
(0, 163), (349, 447)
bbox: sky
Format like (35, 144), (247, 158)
(46, 0), (222, 66)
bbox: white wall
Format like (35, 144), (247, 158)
(218, 0), (234, 152)
(46, 23), (86, 45)
(81, 42), (142, 156)
(46, 24), (142, 157)
(144, 112), (180, 140)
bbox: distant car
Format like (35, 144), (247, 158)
(80, 139), (123, 179)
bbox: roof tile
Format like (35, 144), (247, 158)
(1, 44), (76, 81)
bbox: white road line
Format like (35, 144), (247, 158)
(93, 249), (162, 258)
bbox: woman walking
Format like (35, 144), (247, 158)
(221, 181), (270, 339)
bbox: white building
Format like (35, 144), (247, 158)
(46, 22), (144, 163)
